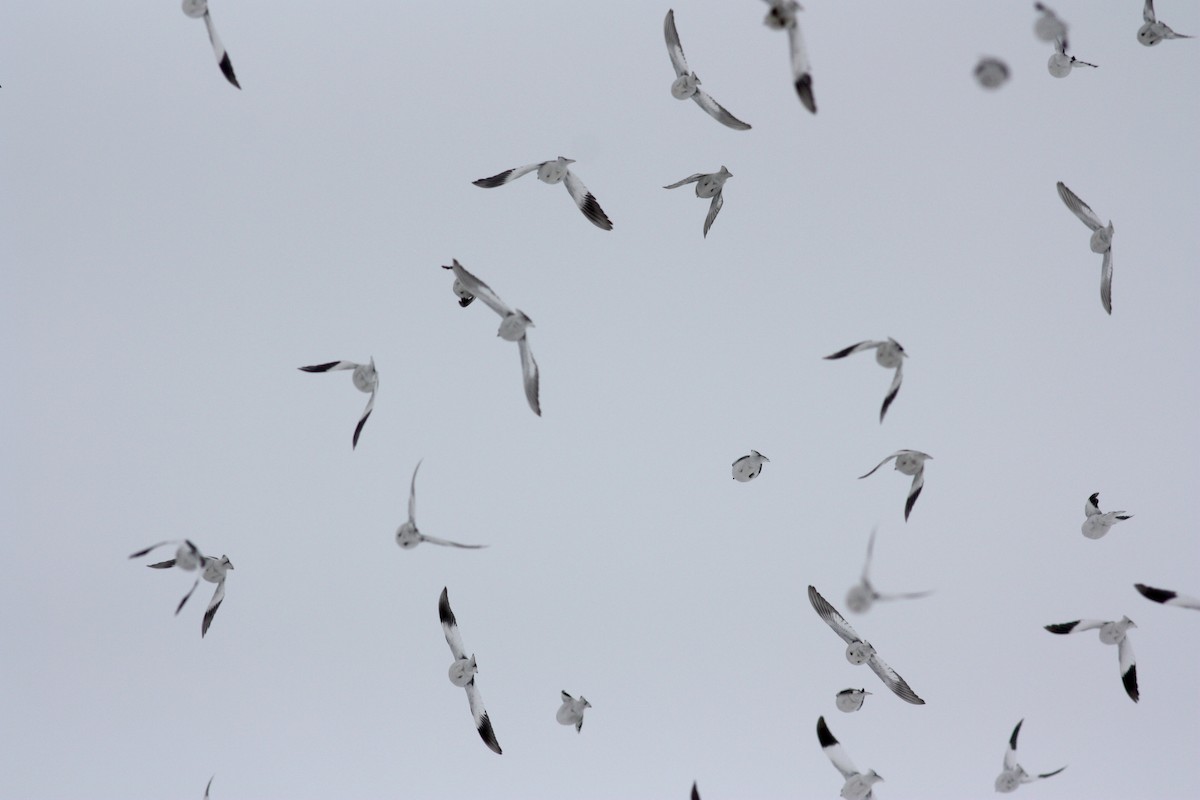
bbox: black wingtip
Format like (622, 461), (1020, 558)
(692, 781), (701, 800)
(298, 361), (339, 373)
(1044, 621), (1079, 634)
(218, 55), (240, 89)
(458, 296), (474, 307)
(1123, 664), (1139, 702)
(795, 76), (816, 113)
(202, 600), (222, 637)
(1009, 719), (1024, 749)
(816, 716), (838, 748)
(473, 170), (514, 188)
(352, 410), (371, 449)
(438, 587), (456, 626)
(1135, 584), (1175, 604)
(904, 484), (922, 521)
(478, 713), (503, 754)
(580, 193), (614, 231)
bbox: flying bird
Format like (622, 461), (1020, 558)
(472, 157), (613, 231)
(845, 528), (932, 614)
(438, 587), (502, 754)
(181, 0), (240, 89)
(396, 460), (487, 550)
(732, 450), (769, 482)
(556, 691), (591, 732)
(1134, 583), (1200, 610)
(663, 10), (751, 130)
(443, 259), (540, 416)
(823, 338), (906, 422)
(974, 57), (1010, 89)
(442, 263), (475, 307)
(1033, 3), (1068, 43)
(761, 1), (816, 113)
(1138, 0), (1194, 45)
(808, 585), (925, 704)
(1047, 35), (1098, 77)
(859, 450), (931, 522)
(1081, 492), (1132, 539)
(1044, 616), (1138, 702)
(835, 688), (871, 713)
(298, 359), (377, 448)
(994, 719), (1067, 793)
(130, 541), (233, 636)
(664, 167), (732, 237)
(1056, 182), (1115, 313)
(817, 716), (884, 799)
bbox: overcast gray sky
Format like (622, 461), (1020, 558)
(2, 1), (1198, 798)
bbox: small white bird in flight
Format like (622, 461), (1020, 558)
(664, 10), (751, 130)
(859, 451), (931, 522)
(472, 157), (613, 231)
(396, 460), (487, 550)
(994, 719), (1067, 793)
(438, 587), (502, 754)
(1047, 35), (1098, 78)
(823, 339), (906, 423)
(298, 359), (377, 448)
(974, 57), (1010, 89)
(1044, 616), (1138, 702)
(1138, 0), (1194, 45)
(665, 167), (732, 238)
(835, 688), (871, 713)
(181, 1), (240, 89)
(130, 541), (233, 636)
(761, 1), (816, 113)
(1134, 583), (1200, 610)
(441, 263), (475, 307)
(808, 585), (925, 705)
(817, 716), (884, 799)
(845, 528), (932, 614)
(556, 691), (591, 732)
(1081, 492), (1132, 539)
(444, 259), (540, 417)
(732, 450), (769, 482)
(1056, 182), (1115, 313)
(1033, 3), (1068, 43)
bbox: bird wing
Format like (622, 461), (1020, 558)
(407, 459), (422, 526)
(204, 774), (214, 800)
(867, 651), (925, 704)
(692, 90), (752, 131)
(858, 452), (899, 479)
(1036, 766), (1068, 780)
(1056, 182), (1104, 231)
(1135, 583), (1200, 610)
(823, 341), (880, 360)
(787, 22), (816, 113)
(438, 587), (467, 660)
(1085, 493), (1101, 517)
(298, 360), (356, 373)
(472, 163), (541, 188)
(352, 388), (374, 449)
(465, 681), (503, 754)
(518, 336), (542, 416)
(448, 260), (512, 318)
(1118, 637), (1138, 702)
(420, 533), (488, 549)
(201, 579), (225, 637)
(874, 588), (934, 602)
(816, 716), (859, 779)
(175, 575), (202, 616)
(146, 559), (177, 569)
(202, 11), (240, 89)
(1003, 720), (1023, 771)
(663, 9), (690, 77)
(1100, 248), (1113, 315)
(904, 467), (925, 521)
(664, 173), (705, 189)
(1044, 619), (1106, 634)
(860, 528), (878, 584)
(562, 170), (614, 231)
(808, 585), (861, 646)
(692, 781), (701, 800)
(880, 363), (902, 423)
(702, 190), (724, 238)
(1144, 0), (1157, 25)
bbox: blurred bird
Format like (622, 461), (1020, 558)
(181, 0), (240, 88)
(1033, 3), (1068, 43)
(1081, 492), (1132, 539)
(130, 541), (233, 636)
(1047, 35), (1098, 77)
(438, 587), (502, 754)
(817, 716), (884, 799)
(473, 157), (613, 231)
(1044, 616), (1139, 702)
(1056, 182), (1115, 313)
(298, 359), (377, 448)
(664, 10), (751, 130)
(859, 450), (931, 522)
(732, 450), (769, 482)
(396, 460), (487, 550)
(994, 719), (1067, 793)
(974, 57), (1010, 89)
(845, 528), (932, 614)
(760, 1), (816, 113)
(1138, 0), (1194, 45)
(665, 167), (732, 237)
(835, 688), (871, 713)
(823, 338), (906, 422)
(556, 691), (591, 732)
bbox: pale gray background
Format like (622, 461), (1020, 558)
(2, 1), (1198, 798)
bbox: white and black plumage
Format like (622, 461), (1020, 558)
(1047, 35), (1098, 78)
(472, 157), (613, 231)
(974, 57), (1010, 89)
(298, 359), (377, 448)
(808, 586), (925, 705)
(994, 720), (1067, 793)
(182, 1), (240, 89)
(845, 528), (932, 614)
(823, 338), (906, 422)
(396, 460), (487, 550)
(442, 263), (475, 307)
(761, 1), (816, 113)
(438, 587), (502, 754)
(556, 691), (591, 732)
(731, 450), (769, 482)
(1135, 583), (1200, 610)
(817, 716), (884, 800)
(835, 688), (871, 713)
(663, 10), (751, 130)
(1139, 0), (1194, 45)
(444, 259), (540, 416)
(1044, 617), (1139, 702)
(130, 542), (233, 636)
(858, 450), (931, 522)
(664, 167), (732, 237)
(1081, 492), (1132, 539)
(1056, 182), (1114, 313)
